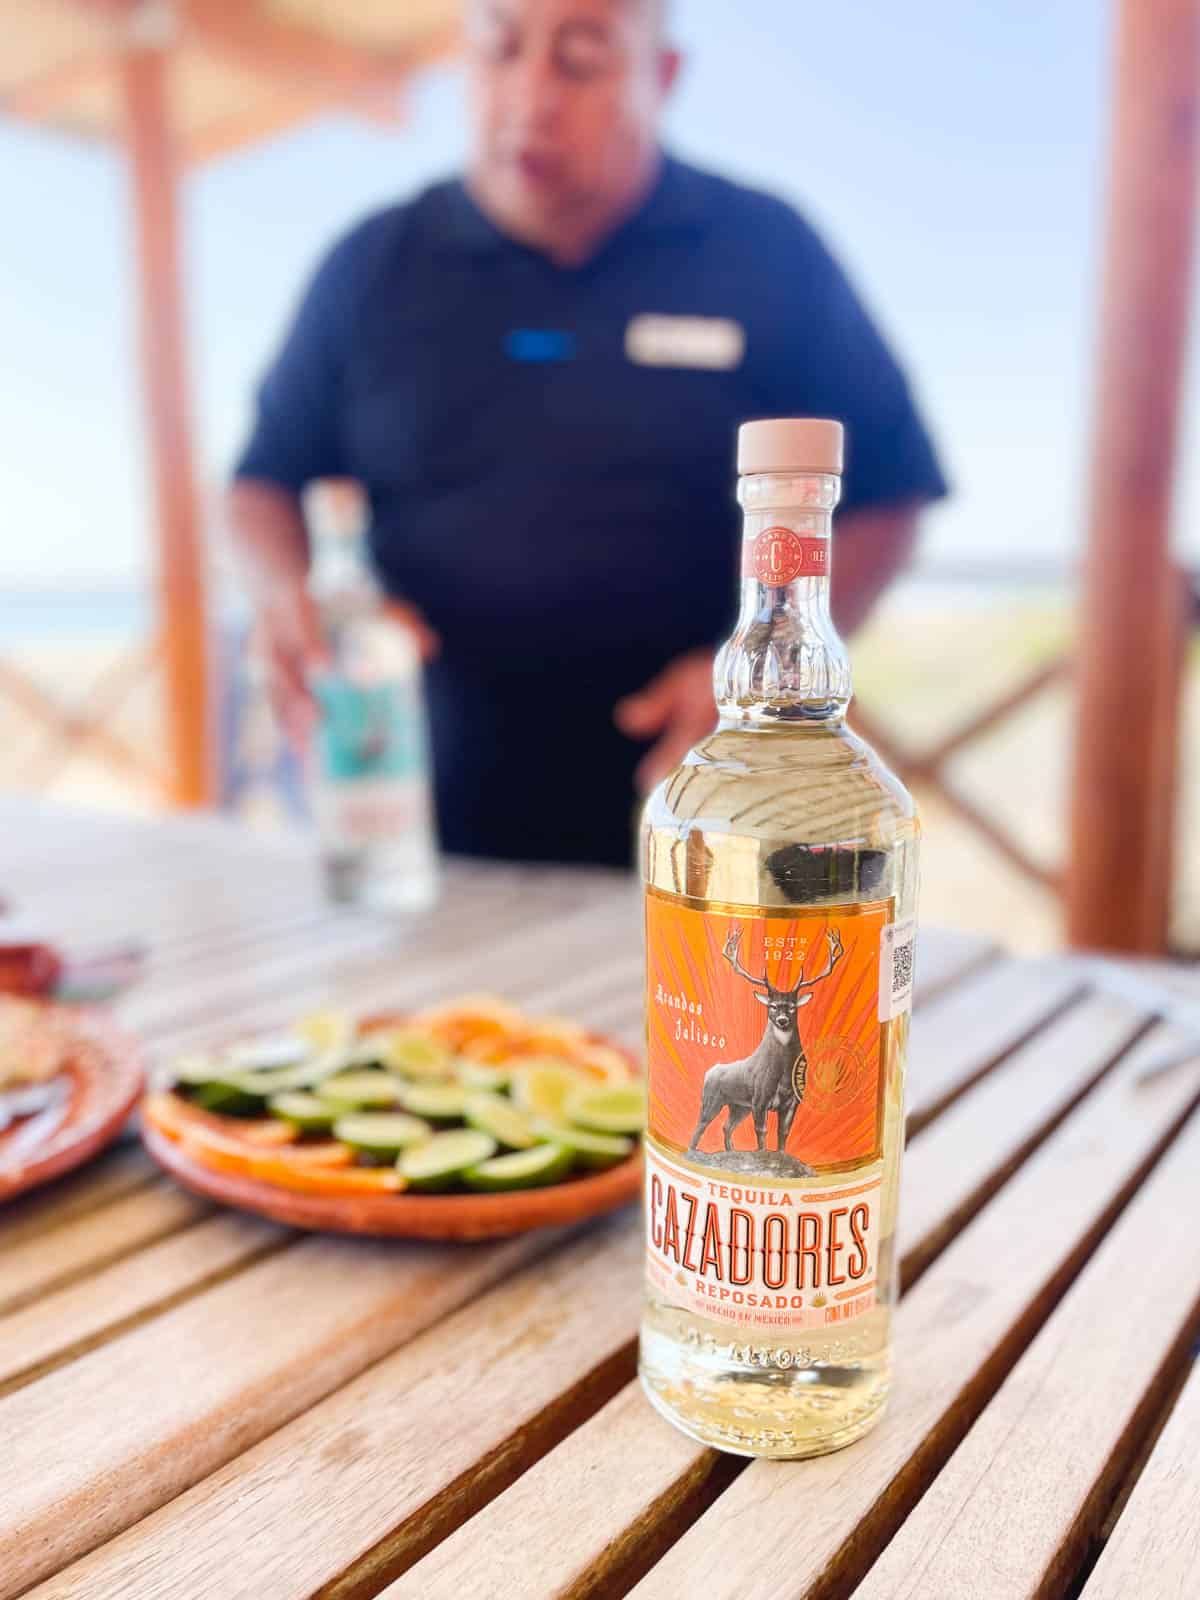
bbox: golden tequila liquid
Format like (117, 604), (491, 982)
(638, 423), (919, 1459)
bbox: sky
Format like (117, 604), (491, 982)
(1, 0), (1191, 592)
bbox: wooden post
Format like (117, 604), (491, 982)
(1067, 0), (1200, 953)
(120, 41), (212, 808)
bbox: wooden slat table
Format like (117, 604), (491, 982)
(1, 797), (1197, 1600)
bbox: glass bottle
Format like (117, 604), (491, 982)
(309, 527), (438, 911)
(639, 418), (919, 1458)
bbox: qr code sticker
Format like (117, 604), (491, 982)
(879, 920), (916, 1022)
(892, 940), (914, 999)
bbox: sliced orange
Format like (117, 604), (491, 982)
(516, 1016), (588, 1056)
(563, 1041), (637, 1084)
(236, 1120), (300, 1147)
(411, 994), (525, 1052)
(457, 1032), (521, 1064)
(178, 1135), (404, 1195)
(144, 1092), (294, 1146)
(144, 1094), (343, 1163)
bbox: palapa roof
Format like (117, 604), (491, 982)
(0, 0), (462, 161)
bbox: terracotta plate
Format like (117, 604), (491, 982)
(144, 1123), (642, 1241)
(0, 1010), (144, 1202)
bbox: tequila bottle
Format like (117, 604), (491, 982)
(309, 530), (438, 911)
(639, 418), (919, 1458)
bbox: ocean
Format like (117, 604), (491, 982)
(0, 569), (1073, 646)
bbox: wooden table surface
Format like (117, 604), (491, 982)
(1, 797), (1197, 1600)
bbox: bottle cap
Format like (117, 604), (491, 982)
(737, 418), (844, 477)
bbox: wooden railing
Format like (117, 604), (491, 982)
(0, 636), (170, 802)
(853, 653), (1072, 897)
(3, 566), (1194, 954)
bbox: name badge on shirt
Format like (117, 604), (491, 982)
(625, 314), (746, 372)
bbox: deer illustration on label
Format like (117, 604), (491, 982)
(688, 925), (845, 1155)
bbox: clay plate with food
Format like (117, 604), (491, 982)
(0, 996), (144, 1202)
(143, 997), (645, 1240)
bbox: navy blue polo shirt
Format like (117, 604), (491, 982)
(236, 155), (947, 867)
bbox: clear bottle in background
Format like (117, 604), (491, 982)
(308, 524), (438, 911)
(639, 418), (919, 1459)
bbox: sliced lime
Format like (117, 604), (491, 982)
(511, 1059), (590, 1121)
(333, 1111), (432, 1157)
(566, 1084), (647, 1136)
(295, 1009), (355, 1055)
(399, 1129), (497, 1191)
(529, 1120), (634, 1170)
(173, 1041), (347, 1102)
(378, 1028), (456, 1081)
(188, 1080), (260, 1115)
(217, 1064), (316, 1099)
(237, 1063), (311, 1095)
(460, 1060), (511, 1093)
(173, 1059), (275, 1107)
(228, 1035), (310, 1074)
(399, 1081), (468, 1123)
(463, 1143), (573, 1192)
(342, 1038), (391, 1070)
(317, 1071), (403, 1109)
(171, 1055), (223, 1088)
(464, 1092), (536, 1150)
(250, 1045), (355, 1093)
(268, 1092), (339, 1133)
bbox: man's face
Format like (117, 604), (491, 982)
(465, 0), (678, 250)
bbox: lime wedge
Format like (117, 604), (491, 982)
(399, 1129), (497, 1191)
(333, 1111), (432, 1157)
(566, 1084), (647, 1136)
(512, 1059), (590, 1121)
(317, 1071), (403, 1110)
(378, 1028), (456, 1081)
(400, 1082), (468, 1124)
(464, 1092), (536, 1150)
(269, 1092), (339, 1133)
(529, 1120), (634, 1170)
(464, 1144), (573, 1192)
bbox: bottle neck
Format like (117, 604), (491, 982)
(714, 470), (852, 724)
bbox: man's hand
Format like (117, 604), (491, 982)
(253, 579), (330, 749)
(615, 649), (717, 794)
(253, 582), (440, 750)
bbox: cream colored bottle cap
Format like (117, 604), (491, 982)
(738, 418), (844, 477)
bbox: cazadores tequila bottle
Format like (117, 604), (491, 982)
(639, 419), (919, 1459)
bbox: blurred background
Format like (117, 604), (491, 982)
(1, 0), (1196, 957)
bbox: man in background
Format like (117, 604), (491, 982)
(231, 0), (947, 867)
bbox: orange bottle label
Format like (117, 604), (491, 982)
(643, 889), (896, 1336)
(646, 891), (890, 1169)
